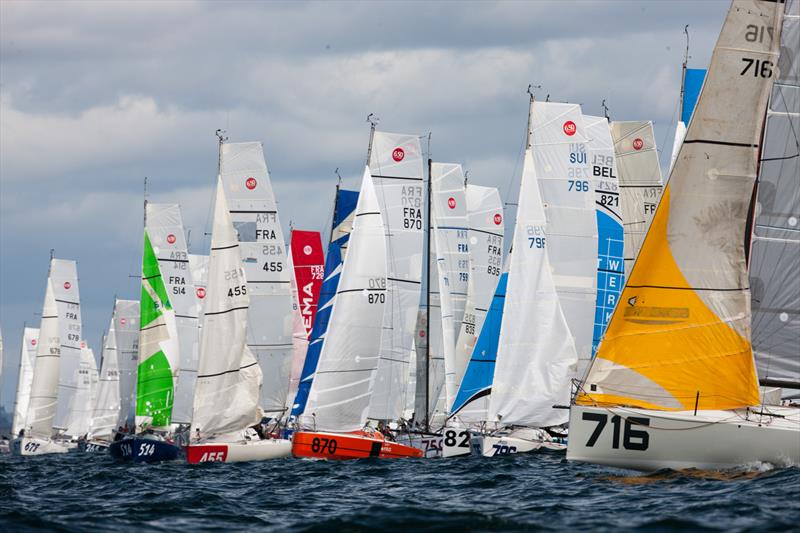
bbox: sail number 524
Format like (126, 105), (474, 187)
(582, 412), (650, 451)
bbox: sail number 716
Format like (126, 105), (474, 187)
(582, 412), (650, 451)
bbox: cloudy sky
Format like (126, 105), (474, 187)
(0, 0), (728, 411)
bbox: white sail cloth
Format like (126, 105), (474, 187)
(114, 300), (139, 429)
(11, 327), (39, 435)
(488, 150), (576, 427)
(305, 168), (387, 432)
(219, 142), (293, 416)
(367, 132), (425, 422)
(89, 312), (121, 440)
(51, 259), (83, 436)
(191, 178), (263, 439)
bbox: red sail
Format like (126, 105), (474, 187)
(290, 230), (325, 338)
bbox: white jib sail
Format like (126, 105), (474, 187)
(670, 121), (687, 174)
(26, 275), (61, 438)
(454, 185), (504, 397)
(610, 121), (664, 275)
(51, 259), (83, 437)
(89, 313), (120, 440)
(12, 327), (40, 436)
(65, 345), (97, 438)
(191, 178), (263, 440)
(529, 101), (598, 376)
(145, 203), (199, 426)
(367, 132), (425, 422)
(305, 168), (387, 432)
(114, 299), (139, 429)
(429, 163), (469, 412)
(219, 142), (293, 416)
(488, 150), (576, 428)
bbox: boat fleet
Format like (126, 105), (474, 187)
(1, 0), (798, 471)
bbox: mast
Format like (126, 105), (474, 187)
(680, 25), (690, 123)
(365, 114), (378, 166)
(330, 169), (341, 246)
(525, 84), (540, 149)
(425, 154), (432, 432)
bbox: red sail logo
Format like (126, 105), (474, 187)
(632, 138), (644, 151)
(392, 148), (405, 162)
(120, 318), (127, 326)
(31, 339), (37, 346)
(167, 234), (176, 244)
(494, 213), (502, 225)
(196, 287), (206, 299)
(448, 197), (456, 209)
(563, 121), (577, 136)
(245, 177), (257, 190)
(64, 282), (71, 290)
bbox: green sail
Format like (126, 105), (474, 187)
(135, 231), (176, 428)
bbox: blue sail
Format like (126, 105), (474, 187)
(592, 210), (625, 355)
(681, 68), (706, 125)
(290, 188), (359, 419)
(449, 272), (507, 417)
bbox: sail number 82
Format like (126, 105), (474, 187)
(582, 412), (650, 451)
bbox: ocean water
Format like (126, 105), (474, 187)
(1, 452), (798, 532)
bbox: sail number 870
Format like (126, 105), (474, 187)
(582, 412), (650, 451)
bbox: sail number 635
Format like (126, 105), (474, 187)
(582, 412), (650, 451)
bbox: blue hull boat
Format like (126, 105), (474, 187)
(109, 436), (181, 463)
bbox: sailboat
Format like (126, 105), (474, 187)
(186, 175), (291, 463)
(11, 327), (40, 440)
(609, 121), (664, 276)
(114, 300), (140, 434)
(568, 0), (799, 472)
(13, 258), (81, 455)
(291, 155), (422, 460)
(84, 305), (122, 451)
(286, 230), (324, 411)
(109, 203), (183, 462)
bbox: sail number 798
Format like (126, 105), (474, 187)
(582, 412), (650, 451)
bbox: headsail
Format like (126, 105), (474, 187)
(579, 0), (783, 411)
(12, 327), (39, 436)
(750, 0), (799, 391)
(114, 300), (139, 429)
(219, 142), (293, 416)
(89, 311), (120, 440)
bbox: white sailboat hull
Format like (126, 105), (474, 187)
(186, 438), (291, 464)
(567, 405), (800, 472)
(394, 431), (444, 458)
(11, 436), (70, 456)
(441, 427), (472, 458)
(473, 427), (567, 457)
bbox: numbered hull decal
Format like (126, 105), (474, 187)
(291, 431), (423, 460)
(108, 437), (181, 463)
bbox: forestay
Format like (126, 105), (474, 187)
(219, 142), (293, 416)
(529, 101), (597, 377)
(51, 259), (83, 437)
(191, 178), (262, 439)
(304, 168), (387, 432)
(585, 115), (625, 358)
(12, 327), (39, 436)
(145, 203), (199, 426)
(454, 185), (504, 399)
(488, 150), (576, 428)
(579, 0), (783, 412)
(610, 121), (664, 275)
(368, 132), (425, 422)
(750, 0), (799, 391)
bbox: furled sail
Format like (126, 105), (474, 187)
(219, 142), (293, 416)
(304, 168), (387, 432)
(585, 115), (625, 356)
(145, 203), (199, 426)
(368, 132), (425, 422)
(529, 101), (598, 377)
(454, 185), (504, 398)
(750, 0), (799, 390)
(579, 0), (783, 411)
(610, 121), (664, 275)
(291, 188), (359, 419)
(12, 327), (39, 436)
(488, 150), (576, 427)
(191, 178), (262, 439)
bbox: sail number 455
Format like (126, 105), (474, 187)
(582, 412), (650, 451)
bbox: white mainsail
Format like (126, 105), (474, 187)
(51, 259), (83, 437)
(89, 312), (120, 440)
(751, 0), (799, 391)
(529, 101), (598, 376)
(114, 300), (139, 429)
(429, 163), (469, 412)
(454, 185), (504, 395)
(219, 141), (293, 417)
(367, 132), (425, 422)
(191, 178), (263, 439)
(610, 121), (664, 275)
(145, 203), (199, 426)
(11, 327), (39, 436)
(305, 168), (387, 432)
(487, 150), (576, 427)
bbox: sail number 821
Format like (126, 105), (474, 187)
(582, 412), (650, 451)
